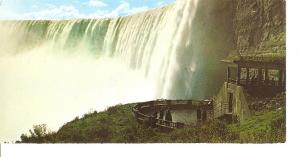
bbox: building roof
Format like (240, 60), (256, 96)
(221, 52), (286, 64)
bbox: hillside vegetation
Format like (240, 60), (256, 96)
(18, 94), (285, 143)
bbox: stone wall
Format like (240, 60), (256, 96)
(213, 82), (251, 122)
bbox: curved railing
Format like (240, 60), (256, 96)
(132, 99), (213, 131)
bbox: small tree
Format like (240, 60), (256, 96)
(19, 124), (53, 143)
(32, 124), (48, 138)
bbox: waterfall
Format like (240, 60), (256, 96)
(0, 0), (234, 141)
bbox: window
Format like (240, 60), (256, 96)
(268, 69), (280, 81)
(262, 69), (266, 80)
(249, 68), (258, 80)
(229, 67), (238, 81)
(240, 68), (247, 79)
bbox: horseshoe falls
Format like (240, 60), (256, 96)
(0, 0), (233, 142)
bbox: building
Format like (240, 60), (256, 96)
(214, 52), (285, 122)
(132, 52), (286, 128)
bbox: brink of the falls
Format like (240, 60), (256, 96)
(0, 0), (234, 142)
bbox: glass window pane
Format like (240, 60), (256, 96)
(240, 68), (247, 79)
(268, 69), (279, 81)
(249, 68), (258, 80)
(229, 67), (238, 80)
(262, 69), (266, 80)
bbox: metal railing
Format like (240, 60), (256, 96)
(239, 79), (282, 87)
(132, 99), (213, 130)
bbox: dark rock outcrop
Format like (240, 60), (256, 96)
(232, 0), (285, 54)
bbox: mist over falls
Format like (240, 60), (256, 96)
(0, 0), (233, 141)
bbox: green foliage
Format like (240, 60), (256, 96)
(226, 108), (286, 143)
(18, 103), (285, 143)
(17, 124), (56, 143)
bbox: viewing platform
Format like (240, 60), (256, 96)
(221, 53), (285, 86)
(132, 99), (213, 131)
(132, 52), (285, 130)
(221, 52), (285, 96)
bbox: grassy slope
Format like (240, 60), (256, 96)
(23, 102), (284, 143)
(226, 109), (286, 143)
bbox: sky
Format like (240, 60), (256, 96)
(0, 0), (175, 19)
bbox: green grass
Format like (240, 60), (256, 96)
(17, 102), (285, 143)
(226, 108), (286, 143)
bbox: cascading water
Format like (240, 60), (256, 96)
(0, 0), (234, 142)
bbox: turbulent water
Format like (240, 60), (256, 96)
(0, 0), (234, 142)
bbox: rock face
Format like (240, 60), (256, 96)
(232, 0), (285, 54)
